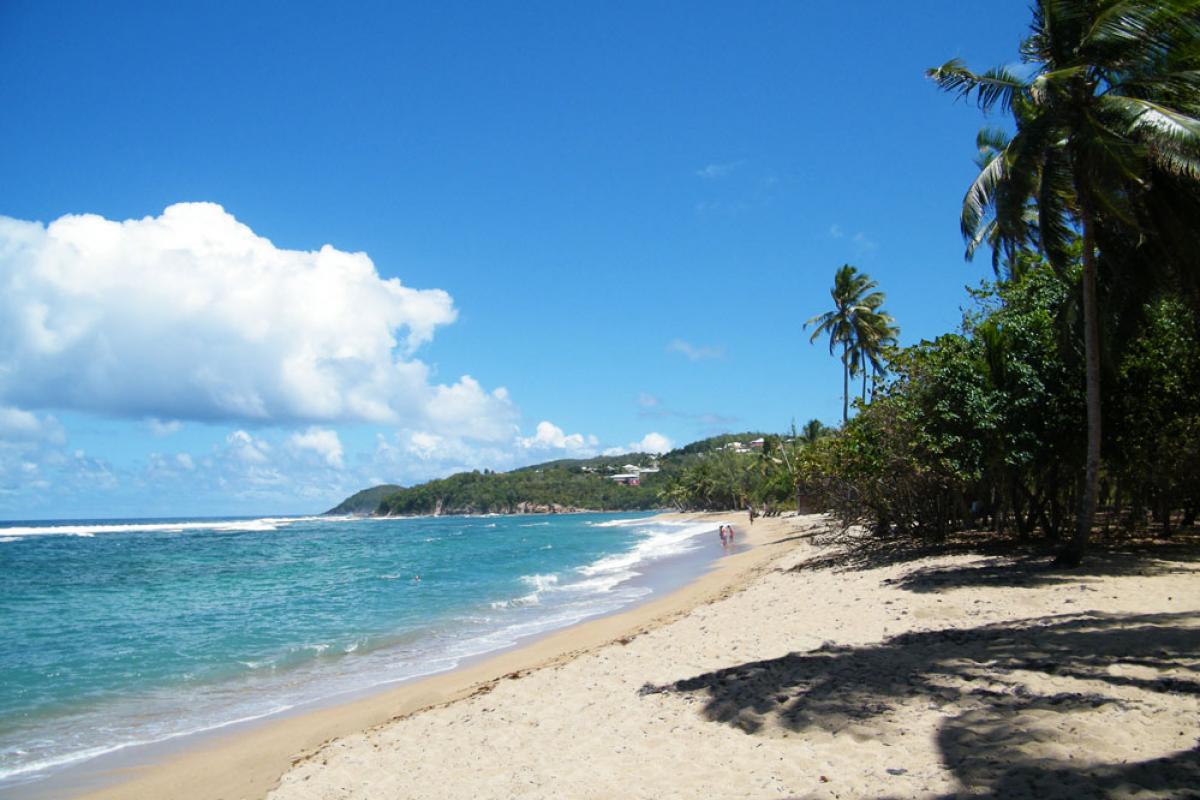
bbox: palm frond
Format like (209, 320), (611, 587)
(927, 59), (1029, 115)
(1099, 94), (1200, 177)
(1037, 148), (1078, 272)
(1085, 0), (1200, 66)
(961, 139), (1009, 248)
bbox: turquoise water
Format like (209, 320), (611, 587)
(0, 512), (721, 789)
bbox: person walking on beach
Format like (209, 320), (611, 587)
(718, 525), (727, 546)
(726, 525), (734, 544)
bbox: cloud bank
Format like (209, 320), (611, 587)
(0, 203), (515, 437)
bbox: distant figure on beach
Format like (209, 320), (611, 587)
(748, 505), (756, 525)
(726, 525), (734, 544)
(718, 525), (727, 546)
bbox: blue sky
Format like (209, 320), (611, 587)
(0, 1), (1030, 518)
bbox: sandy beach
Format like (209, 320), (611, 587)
(76, 512), (1199, 800)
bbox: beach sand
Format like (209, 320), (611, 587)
(81, 513), (1200, 799)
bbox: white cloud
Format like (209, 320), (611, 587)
(288, 426), (344, 468)
(0, 406), (64, 443)
(637, 392), (660, 408)
(0, 203), (515, 440)
(695, 160), (744, 179)
(226, 429), (270, 464)
(148, 418), (183, 437)
(633, 432), (673, 454)
(829, 224), (845, 238)
(666, 338), (725, 361)
(602, 431), (674, 457)
(519, 421), (599, 453)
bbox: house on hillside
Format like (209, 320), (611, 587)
(609, 473), (640, 486)
(749, 438), (765, 449)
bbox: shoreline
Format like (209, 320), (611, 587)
(51, 511), (796, 800)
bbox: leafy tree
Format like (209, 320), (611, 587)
(928, 0), (1200, 564)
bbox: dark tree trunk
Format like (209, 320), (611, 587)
(842, 345), (850, 424)
(1059, 200), (1102, 567)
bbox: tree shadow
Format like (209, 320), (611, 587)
(641, 612), (1200, 798)
(785, 528), (1039, 575)
(890, 546), (1200, 594)
(789, 526), (1200, 596)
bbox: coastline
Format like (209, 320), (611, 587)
(35, 511), (1196, 799)
(267, 519), (1199, 800)
(58, 511), (795, 800)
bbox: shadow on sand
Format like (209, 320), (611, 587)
(642, 611), (1200, 798)
(787, 527), (1200, 595)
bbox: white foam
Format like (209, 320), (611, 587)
(587, 517), (654, 528)
(519, 573), (559, 592)
(0, 703), (295, 782)
(0, 516), (325, 539)
(577, 521), (715, 580)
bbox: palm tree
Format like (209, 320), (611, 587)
(806, 265), (883, 423)
(849, 296), (900, 402)
(929, 0), (1200, 565)
(799, 418), (827, 445)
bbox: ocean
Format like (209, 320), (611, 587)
(0, 512), (725, 793)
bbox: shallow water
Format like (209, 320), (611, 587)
(0, 512), (720, 790)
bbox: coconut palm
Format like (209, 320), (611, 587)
(799, 418), (828, 445)
(806, 265), (883, 424)
(849, 296), (900, 402)
(929, 0), (1200, 565)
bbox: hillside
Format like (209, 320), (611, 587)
(325, 432), (767, 516)
(326, 484), (403, 515)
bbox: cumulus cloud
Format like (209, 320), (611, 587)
(0, 406), (65, 444)
(602, 431), (674, 456)
(288, 426), (344, 468)
(519, 421), (599, 453)
(666, 338), (725, 361)
(633, 432), (673, 453)
(0, 203), (515, 438)
(226, 429), (270, 464)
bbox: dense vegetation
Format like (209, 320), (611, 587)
(327, 484), (403, 515)
(665, 1), (1200, 564)
(327, 433), (768, 516)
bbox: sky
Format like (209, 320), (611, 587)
(0, 1), (1032, 519)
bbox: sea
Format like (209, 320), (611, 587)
(0, 511), (729, 795)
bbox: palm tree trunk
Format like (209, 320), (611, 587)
(842, 345), (850, 424)
(1059, 201), (1102, 567)
(862, 365), (868, 403)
